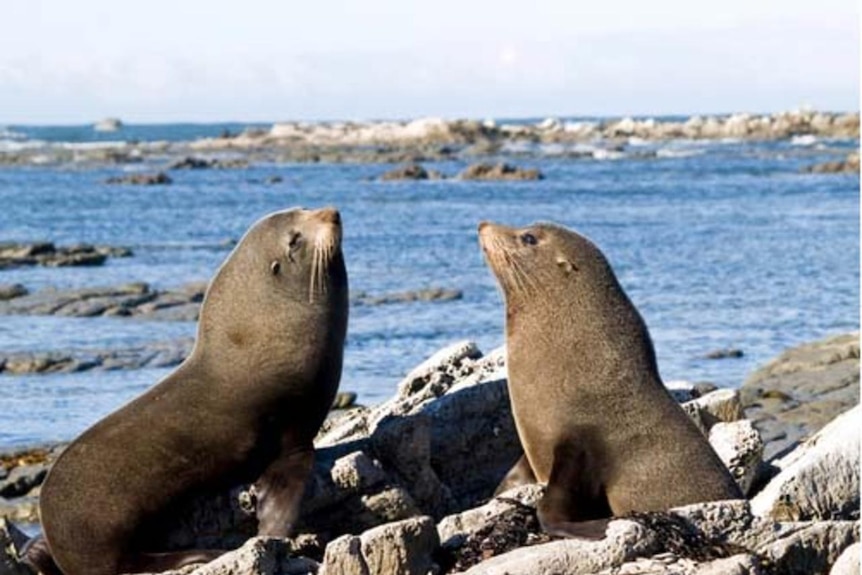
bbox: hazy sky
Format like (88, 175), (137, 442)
(1, 0), (858, 124)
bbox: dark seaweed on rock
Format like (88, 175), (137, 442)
(435, 497), (551, 573)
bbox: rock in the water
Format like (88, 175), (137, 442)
(802, 152), (860, 174)
(741, 332), (859, 461)
(704, 348), (744, 359)
(352, 288), (462, 306)
(751, 404), (860, 522)
(319, 516), (438, 575)
(379, 163), (444, 181)
(104, 171), (173, 185)
(93, 117), (122, 132)
(0, 285), (27, 301)
(459, 163), (543, 181)
(0, 242), (131, 269)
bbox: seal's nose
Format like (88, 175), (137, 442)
(314, 207), (341, 225)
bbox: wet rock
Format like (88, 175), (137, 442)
(459, 163), (543, 181)
(751, 404), (859, 522)
(802, 152), (860, 174)
(379, 163), (445, 181)
(104, 171), (173, 185)
(0, 242), (131, 269)
(0, 338), (195, 375)
(0, 464), (48, 499)
(704, 348), (744, 359)
(167, 156), (250, 170)
(264, 175), (283, 185)
(352, 288), (462, 306)
(0, 285), (27, 300)
(741, 332), (859, 461)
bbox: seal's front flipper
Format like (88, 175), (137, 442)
(537, 436), (611, 540)
(254, 446), (314, 537)
(21, 534), (63, 575)
(494, 454), (538, 495)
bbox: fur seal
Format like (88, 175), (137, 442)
(479, 220), (741, 538)
(26, 207), (348, 575)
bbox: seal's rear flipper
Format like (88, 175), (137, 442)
(537, 435), (611, 539)
(494, 454), (538, 495)
(255, 445), (314, 537)
(21, 535), (63, 575)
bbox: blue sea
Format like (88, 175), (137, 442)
(0, 122), (858, 448)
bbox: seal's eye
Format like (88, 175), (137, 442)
(520, 232), (538, 246)
(270, 261), (281, 275)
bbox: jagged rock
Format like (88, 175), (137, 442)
(751, 405), (860, 522)
(741, 332), (860, 461)
(761, 521), (859, 575)
(319, 516), (438, 575)
(830, 542), (860, 575)
(708, 420), (763, 495)
(140, 537), (318, 575)
(437, 484), (544, 549)
(459, 163), (543, 181)
(682, 389), (745, 432)
(457, 519), (659, 575)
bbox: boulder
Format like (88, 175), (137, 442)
(741, 332), (859, 461)
(802, 152), (860, 174)
(751, 404), (859, 522)
(319, 516), (438, 575)
(379, 164), (444, 181)
(708, 420), (763, 495)
(830, 542), (860, 575)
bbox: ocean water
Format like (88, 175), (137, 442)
(0, 124), (858, 448)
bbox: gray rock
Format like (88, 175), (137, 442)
(0, 285), (26, 301)
(761, 521), (859, 575)
(708, 420), (763, 495)
(0, 518), (31, 575)
(0, 464), (47, 498)
(142, 537), (318, 575)
(437, 484), (544, 548)
(458, 519), (659, 575)
(319, 516), (438, 575)
(104, 171), (173, 185)
(682, 389), (745, 431)
(830, 542), (860, 575)
(351, 288), (462, 307)
(741, 332), (859, 461)
(751, 404), (859, 521)
(379, 164), (445, 181)
(459, 163), (544, 181)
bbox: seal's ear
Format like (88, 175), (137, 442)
(556, 257), (577, 276)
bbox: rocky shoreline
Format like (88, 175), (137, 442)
(0, 332), (857, 574)
(0, 110), (858, 169)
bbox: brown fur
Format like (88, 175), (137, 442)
(479, 221), (741, 538)
(31, 207), (349, 575)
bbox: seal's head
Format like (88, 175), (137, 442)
(196, 207), (348, 375)
(478, 220), (650, 357)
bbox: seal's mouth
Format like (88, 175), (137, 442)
(308, 207), (342, 302)
(478, 221), (536, 297)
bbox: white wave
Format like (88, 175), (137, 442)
(0, 140), (47, 152)
(790, 135), (818, 147)
(592, 149), (625, 160)
(0, 128), (26, 141)
(656, 148), (705, 159)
